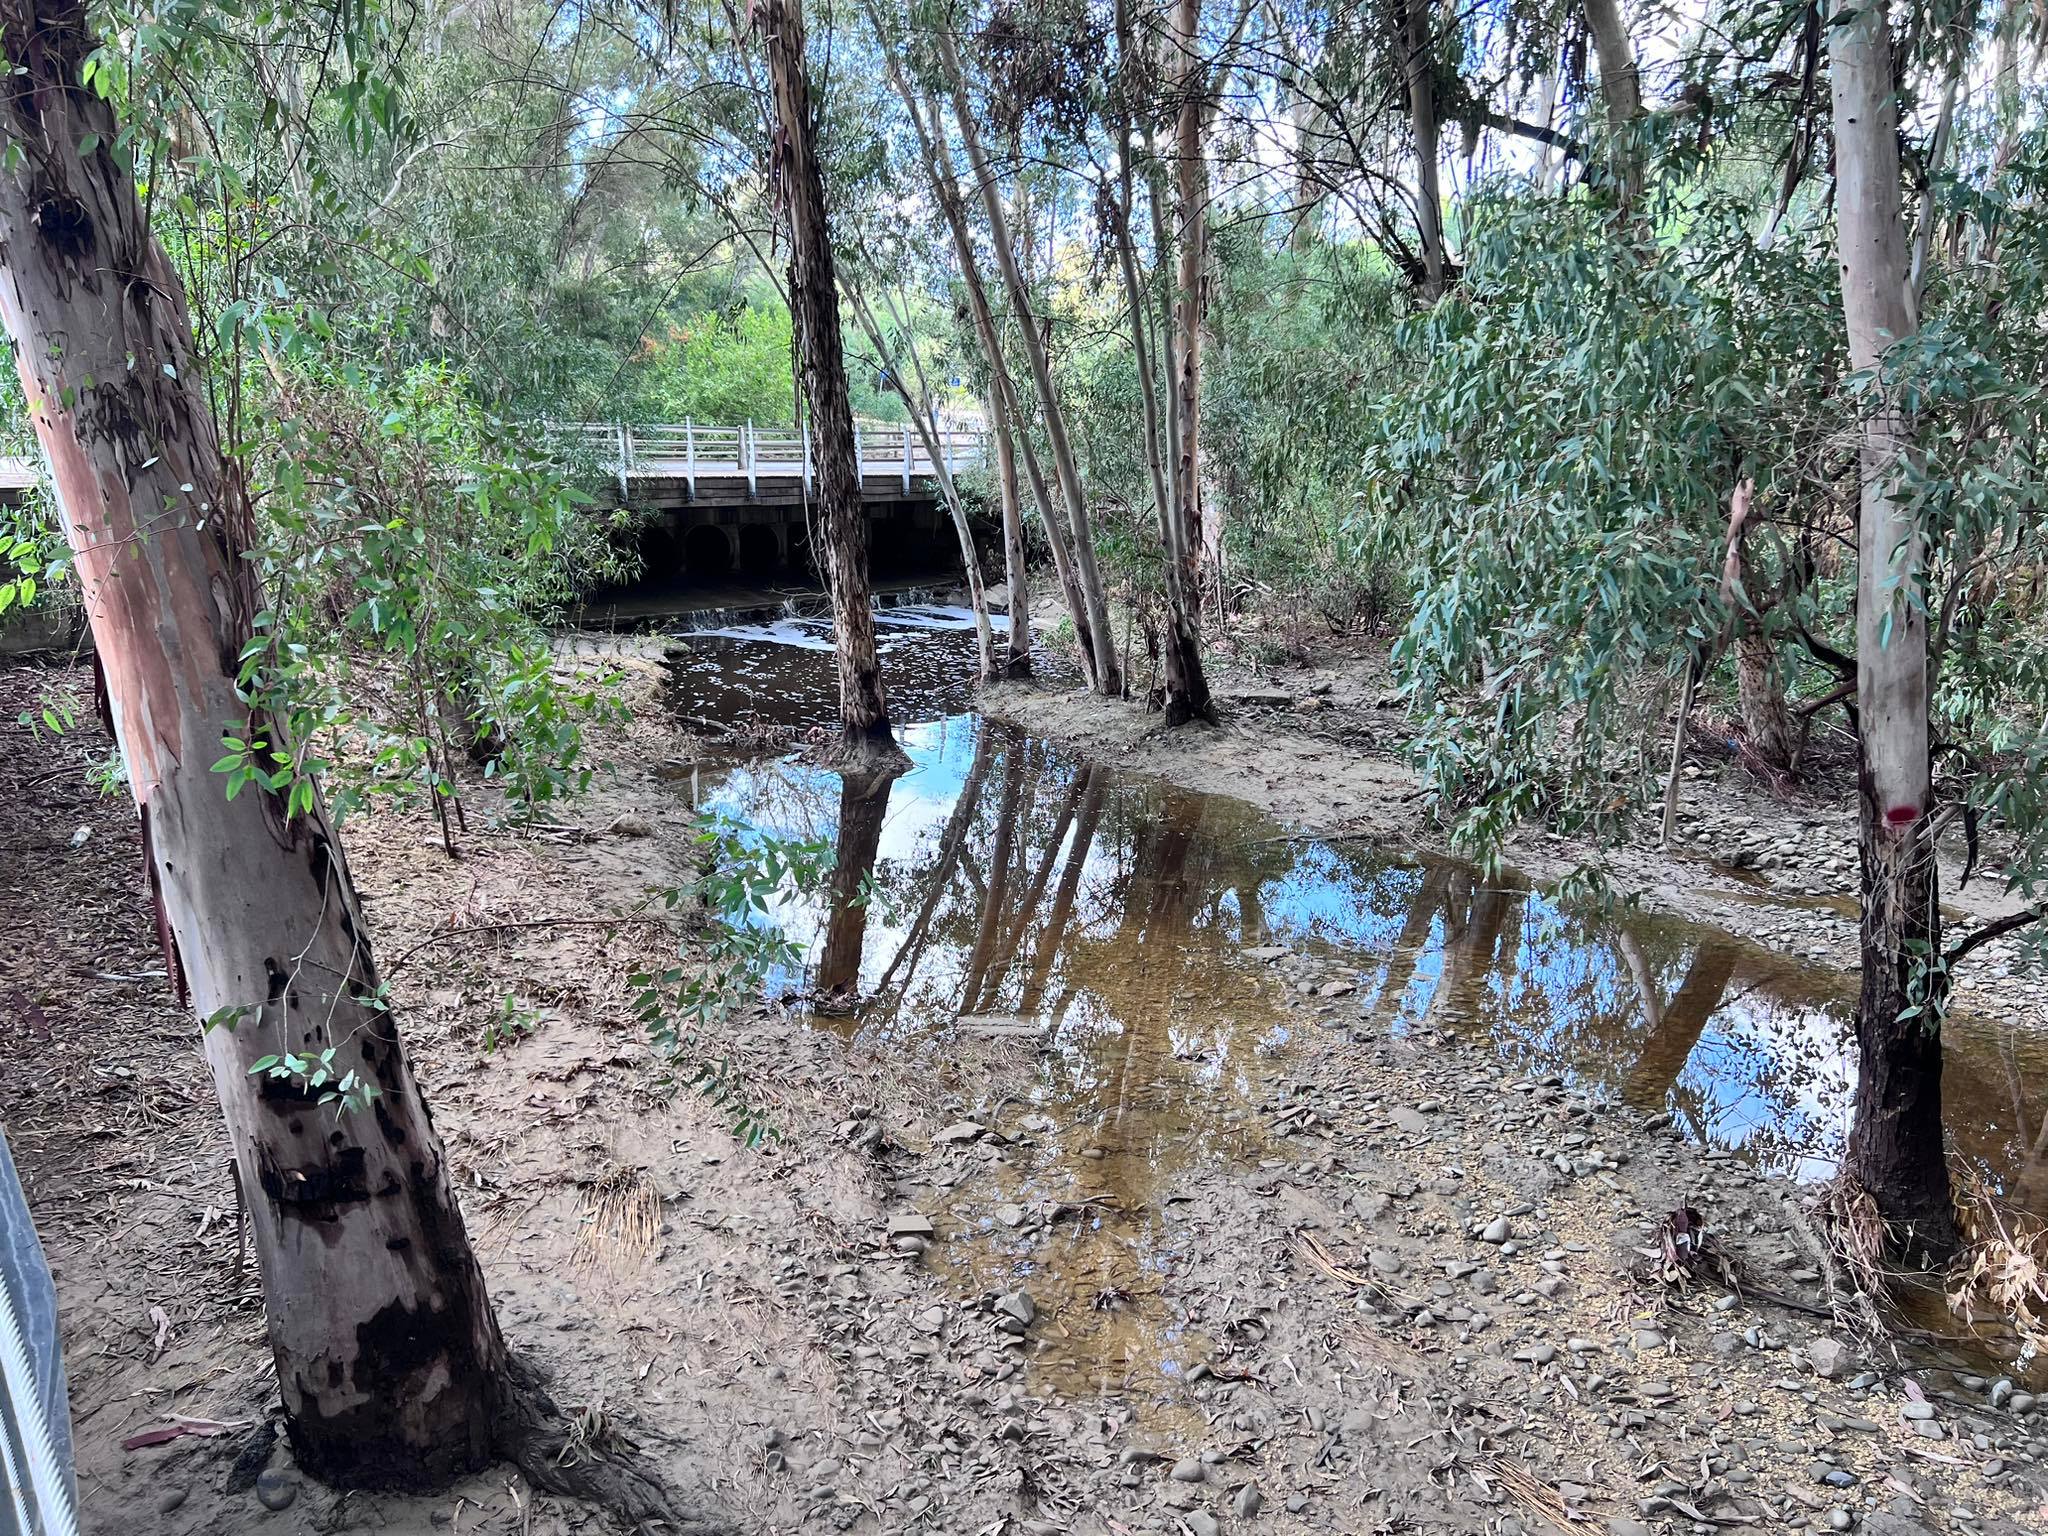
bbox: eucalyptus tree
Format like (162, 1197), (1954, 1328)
(0, 0), (693, 1509)
(0, 0), (498, 1484)
(935, 23), (1126, 697)
(873, 42), (1066, 677)
(755, 0), (906, 769)
(1365, 0), (2048, 1257)
(1101, 0), (1215, 722)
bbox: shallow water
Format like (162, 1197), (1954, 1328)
(660, 605), (1018, 733)
(674, 618), (2048, 1392)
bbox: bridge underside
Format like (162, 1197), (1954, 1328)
(620, 478), (957, 587)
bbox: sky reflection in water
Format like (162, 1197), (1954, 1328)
(703, 709), (2046, 1200)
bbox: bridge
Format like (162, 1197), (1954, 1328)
(3, 422), (987, 585)
(550, 421), (986, 585)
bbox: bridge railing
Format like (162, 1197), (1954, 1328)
(541, 421), (987, 498)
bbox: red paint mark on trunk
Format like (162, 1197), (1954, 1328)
(1885, 804), (1920, 827)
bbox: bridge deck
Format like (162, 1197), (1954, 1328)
(555, 422), (985, 503)
(0, 421), (987, 505)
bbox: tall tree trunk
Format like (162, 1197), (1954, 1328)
(987, 372), (1034, 678)
(0, 0), (506, 1481)
(841, 282), (997, 681)
(761, 0), (902, 771)
(1828, 0), (1956, 1257)
(1582, 0), (1644, 204)
(1106, 151), (1211, 725)
(1167, 0), (1220, 718)
(879, 48), (1096, 684)
(1172, 0), (1216, 575)
(1397, 0), (1448, 296)
(938, 30), (1123, 696)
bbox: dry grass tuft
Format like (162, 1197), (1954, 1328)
(1949, 1166), (2048, 1356)
(572, 1163), (662, 1271)
(1481, 1455), (1604, 1535)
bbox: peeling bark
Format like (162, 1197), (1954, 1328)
(0, 0), (503, 1482)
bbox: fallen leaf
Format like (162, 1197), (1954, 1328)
(121, 1417), (239, 1452)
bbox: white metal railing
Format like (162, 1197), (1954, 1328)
(3, 1129), (80, 1536)
(1, 424), (988, 503)
(542, 421), (988, 498)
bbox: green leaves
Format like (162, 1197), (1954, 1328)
(627, 819), (836, 1146)
(224, 362), (631, 830)
(246, 1046), (383, 1114)
(1360, 190), (1847, 857)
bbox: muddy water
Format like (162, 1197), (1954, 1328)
(661, 604), (1017, 732)
(678, 620), (2048, 1395)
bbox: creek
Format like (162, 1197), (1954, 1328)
(659, 609), (2048, 1395)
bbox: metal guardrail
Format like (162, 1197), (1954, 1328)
(2, 1129), (79, 1536)
(544, 421), (988, 499)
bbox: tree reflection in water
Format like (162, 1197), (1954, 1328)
(706, 715), (2048, 1219)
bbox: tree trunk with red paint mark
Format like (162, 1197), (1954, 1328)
(1829, 1), (1956, 1257)
(0, 0), (509, 1481)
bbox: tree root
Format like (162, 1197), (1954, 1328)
(494, 1354), (735, 1534)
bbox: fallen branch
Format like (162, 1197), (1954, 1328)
(1942, 905), (2046, 970)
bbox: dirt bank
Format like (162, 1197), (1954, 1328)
(3, 647), (2045, 1536)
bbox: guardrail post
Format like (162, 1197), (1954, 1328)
(901, 425), (912, 494)
(745, 420), (758, 497)
(615, 422), (630, 501)
(802, 423), (813, 496)
(853, 423), (863, 484)
(685, 418), (697, 501)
